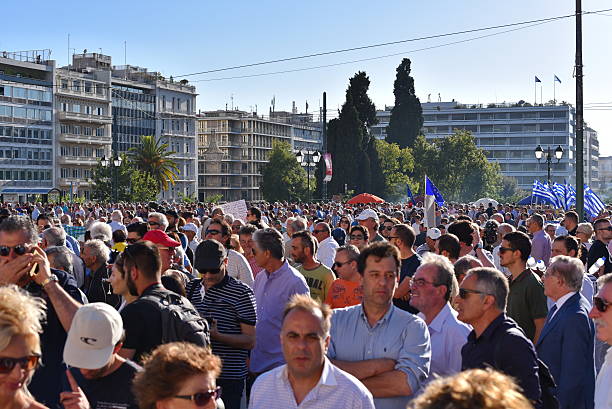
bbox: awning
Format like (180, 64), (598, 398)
(0, 188), (54, 194)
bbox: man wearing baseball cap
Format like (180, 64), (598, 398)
(181, 222), (200, 257)
(62, 303), (141, 409)
(185, 240), (257, 409)
(416, 228), (441, 257)
(142, 230), (181, 275)
(356, 209), (385, 243)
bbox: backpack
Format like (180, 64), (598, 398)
(142, 290), (210, 348)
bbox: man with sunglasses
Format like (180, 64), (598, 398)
(587, 218), (612, 277)
(590, 273), (612, 409)
(457, 267), (541, 405)
(312, 222), (339, 270)
(185, 240), (256, 409)
(537, 256), (595, 409)
(326, 245), (363, 309)
(0, 215), (85, 408)
(126, 222), (148, 245)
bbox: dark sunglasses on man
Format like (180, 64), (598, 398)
(593, 296), (610, 313)
(0, 244), (31, 257)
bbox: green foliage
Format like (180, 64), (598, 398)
(411, 131), (502, 202)
(366, 136), (385, 197)
(261, 141), (308, 202)
(386, 58), (423, 148)
(498, 176), (528, 203)
(129, 135), (179, 191)
(178, 192), (198, 204)
(346, 72), (378, 128)
(375, 140), (415, 201)
(91, 154), (159, 202)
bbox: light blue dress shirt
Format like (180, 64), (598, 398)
(327, 303), (431, 409)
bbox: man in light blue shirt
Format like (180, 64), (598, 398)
(327, 242), (431, 409)
(410, 253), (471, 382)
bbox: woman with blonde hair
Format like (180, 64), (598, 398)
(0, 285), (47, 408)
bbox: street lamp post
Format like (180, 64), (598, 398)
(295, 150), (321, 202)
(534, 145), (564, 185)
(101, 154), (122, 203)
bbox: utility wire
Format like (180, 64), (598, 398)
(173, 8), (612, 78)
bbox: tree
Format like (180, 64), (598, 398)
(411, 131), (501, 202)
(375, 139), (415, 200)
(346, 71), (378, 129)
(91, 154), (159, 202)
(129, 135), (179, 191)
(366, 136), (385, 197)
(499, 176), (528, 204)
(386, 58), (423, 148)
(261, 141), (308, 202)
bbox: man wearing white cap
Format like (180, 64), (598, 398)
(182, 222), (200, 256)
(416, 228), (441, 257)
(356, 209), (385, 243)
(61, 303), (141, 409)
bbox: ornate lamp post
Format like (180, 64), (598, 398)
(534, 144), (563, 184)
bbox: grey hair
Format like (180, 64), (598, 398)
(83, 239), (110, 263)
(0, 215), (38, 244)
(465, 267), (509, 311)
(253, 228), (284, 260)
(61, 214), (71, 224)
(420, 253), (459, 300)
(148, 212), (169, 230)
(336, 244), (360, 262)
(111, 210), (122, 222)
(42, 227), (66, 247)
(498, 223), (515, 235)
(224, 214), (235, 224)
(290, 218), (307, 233)
(597, 273), (612, 289)
(576, 222), (594, 238)
(89, 222), (112, 242)
(45, 246), (73, 274)
(454, 255), (483, 279)
(548, 255), (584, 292)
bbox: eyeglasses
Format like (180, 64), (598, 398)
(0, 244), (30, 257)
(174, 386), (222, 406)
(594, 296), (610, 313)
(333, 260), (352, 268)
(0, 355), (40, 374)
(498, 246), (515, 253)
(596, 226), (612, 232)
(126, 238), (138, 244)
(148, 221), (160, 227)
(458, 288), (490, 299)
(206, 229), (222, 236)
(412, 278), (440, 287)
(199, 268), (222, 275)
(349, 235), (365, 240)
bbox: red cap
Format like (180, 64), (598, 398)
(142, 230), (180, 247)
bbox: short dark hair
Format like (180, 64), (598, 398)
(291, 230), (318, 255)
(349, 225), (369, 241)
(127, 222), (148, 238)
(529, 213), (544, 228)
(253, 228), (284, 260)
(123, 241), (162, 281)
(0, 215), (39, 244)
(207, 219), (232, 247)
(249, 207), (262, 220)
(112, 229), (127, 243)
(594, 218), (610, 230)
(564, 211), (578, 225)
(438, 233), (461, 260)
(393, 224), (415, 248)
(553, 235), (580, 258)
(447, 221), (474, 247)
(503, 231), (531, 261)
(357, 242), (400, 276)
(238, 224), (258, 236)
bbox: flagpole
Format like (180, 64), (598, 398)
(534, 80), (537, 105)
(553, 75), (556, 105)
(540, 83), (543, 105)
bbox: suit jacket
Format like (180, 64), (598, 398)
(536, 292), (595, 409)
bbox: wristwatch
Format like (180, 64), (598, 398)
(40, 274), (59, 288)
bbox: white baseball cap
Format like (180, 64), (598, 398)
(427, 228), (442, 240)
(63, 303), (124, 369)
(355, 209), (379, 222)
(182, 223), (199, 233)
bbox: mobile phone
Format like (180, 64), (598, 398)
(28, 262), (39, 277)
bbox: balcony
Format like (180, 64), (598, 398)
(57, 111), (112, 124)
(58, 177), (92, 187)
(57, 133), (111, 145)
(57, 156), (99, 166)
(56, 87), (109, 101)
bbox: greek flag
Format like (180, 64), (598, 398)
(532, 180), (558, 206)
(565, 182), (576, 208)
(584, 184), (605, 218)
(551, 183), (567, 210)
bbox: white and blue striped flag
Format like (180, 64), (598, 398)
(532, 180), (559, 207)
(584, 184), (605, 218)
(565, 182), (576, 209)
(551, 183), (567, 210)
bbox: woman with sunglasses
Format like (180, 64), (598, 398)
(338, 217), (352, 234)
(133, 342), (222, 409)
(348, 225), (369, 251)
(0, 285), (46, 409)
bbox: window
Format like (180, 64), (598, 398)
(84, 127), (92, 136)
(540, 111), (554, 118)
(13, 107), (26, 118)
(61, 168), (69, 178)
(0, 85), (11, 96)
(73, 126), (81, 135)
(13, 87), (27, 99)
(61, 80), (68, 90)
(540, 123), (554, 132)
(95, 127), (104, 137)
(85, 106), (92, 115)
(96, 107), (103, 116)
(493, 113), (507, 120)
(480, 113), (494, 120)
(72, 104), (81, 113)
(72, 81), (80, 91)
(85, 82), (92, 93)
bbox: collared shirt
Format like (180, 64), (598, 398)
(550, 291), (577, 321)
(251, 260), (310, 373)
(531, 229), (552, 266)
(249, 358), (375, 409)
(227, 249), (254, 288)
(328, 303), (431, 409)
(316, 236), (339, 269)
(418, 303), (471, 381)
(461, 313), (541, 403)
(507, 269), (548, 341)
(595, 347), (612, 409)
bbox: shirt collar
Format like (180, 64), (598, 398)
(359, 303), (394, 328)
(554, 291), (577, 312)
(422, 303), (454, 333)
(266, 260), (289, 278)
(278, 357), (338, 387)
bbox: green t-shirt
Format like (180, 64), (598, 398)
(297, 264), (335, 302)
(507, 269), (548, 341)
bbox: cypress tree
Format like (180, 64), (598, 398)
(386, 58), (423, 148)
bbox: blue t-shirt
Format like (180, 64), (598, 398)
(393, 253), (421, 313)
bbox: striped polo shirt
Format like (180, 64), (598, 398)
(186, 275), (257, 380)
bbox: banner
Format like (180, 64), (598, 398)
(323, 153), (333, 182)
(220, 199), (248, 221)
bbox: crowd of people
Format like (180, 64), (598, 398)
(0, 198), (610, 409)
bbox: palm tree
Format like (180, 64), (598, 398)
(129, 135), (179, 191)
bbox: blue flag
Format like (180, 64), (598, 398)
(584, 184), (605, 218)
(565, 181), (576, 209)
(425, 177), (444, 207)
(535, 76), (541, 83)
(554, 75), (562, 83)
(406, 184), (415, 205)
(552, 183), (567, 210)
(532, 180), (558, 206)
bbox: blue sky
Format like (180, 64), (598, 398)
(3, 0), (611, 154)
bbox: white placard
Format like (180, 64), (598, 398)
(220, 199), (248, 221)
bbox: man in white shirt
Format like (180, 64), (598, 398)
(589, 273), (612, 409)
(410, 253), (471, 381)
(249, 294), (374, 409)
(108, 210), (127, 234)
(312, 222), (339, 270)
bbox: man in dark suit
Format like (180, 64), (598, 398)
(538, 255), (596, 409)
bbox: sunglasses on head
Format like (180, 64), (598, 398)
(594, 296), (610, 313)
(0, 244), (30, 257)
(312, 229), (326, 234)
(0, 355), (40, 374)
(174, 386), (222, 406)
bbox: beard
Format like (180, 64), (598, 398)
(126, 271), (139, 297)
